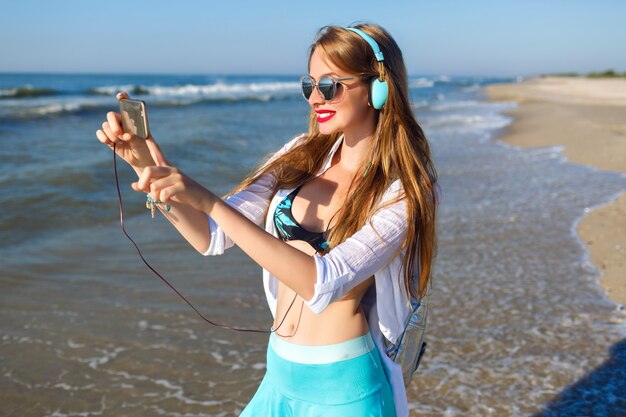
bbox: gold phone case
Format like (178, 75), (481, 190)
(119, 99), (150, 139)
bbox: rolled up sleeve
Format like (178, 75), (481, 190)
(203, 173), (275, 255)
(305, 182), (408, 313)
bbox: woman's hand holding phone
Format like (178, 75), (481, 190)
(96, 91), (169, 174)
(98, 91), (211, 212)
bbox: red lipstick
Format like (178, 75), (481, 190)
(315, 109), (336, 123)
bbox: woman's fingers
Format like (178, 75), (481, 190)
(132, 167), (186, 203)
(145, 136), (170, 167)
(149, 176), (183, 203)
(130, 181), (142, 192)
(134, 167), (157, 191)
(102, 121), (120, 143)
(134, 166), (176, 192)
(116, 91), (129, 101)
(113, 92), (130, 139)
(106, 111), (123, 136)
(96, 129), (114, 147)
(131, 166), (206, 211)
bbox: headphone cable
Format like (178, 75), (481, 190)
(112, 143), (299, 334)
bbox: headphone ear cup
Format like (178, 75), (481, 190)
(370, 78), (388, 110)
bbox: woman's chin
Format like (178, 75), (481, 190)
(317, 123), (338, 136)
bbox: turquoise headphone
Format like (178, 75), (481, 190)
(345, 27), (388, 110)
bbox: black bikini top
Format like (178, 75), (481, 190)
(274, 185), (330, 253)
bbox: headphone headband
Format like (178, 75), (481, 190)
(344, 26), (388, 110)
(346, 27), (385, 62)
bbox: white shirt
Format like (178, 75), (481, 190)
(204, 133), (414, 417)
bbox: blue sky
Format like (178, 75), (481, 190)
(1, 0), (625, 77)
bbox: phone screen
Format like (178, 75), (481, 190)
(119, 99), (150, 139)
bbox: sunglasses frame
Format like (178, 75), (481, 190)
(300, 75), (365, 101)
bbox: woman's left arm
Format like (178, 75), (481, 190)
(133, 165), (319, 301)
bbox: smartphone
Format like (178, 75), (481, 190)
(119, 98), (150, 139)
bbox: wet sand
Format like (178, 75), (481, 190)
(484, 76), (626, 307)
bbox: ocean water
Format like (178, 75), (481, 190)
(1, 73), (626, 417)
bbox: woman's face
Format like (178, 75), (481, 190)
(307, 49), (376, 138)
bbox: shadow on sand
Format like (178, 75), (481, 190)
(532, 338), (626, 417)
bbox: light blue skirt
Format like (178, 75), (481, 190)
(240, 331), (396, 417)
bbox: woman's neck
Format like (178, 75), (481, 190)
(336, 130), (376, 174)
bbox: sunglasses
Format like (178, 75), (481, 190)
(300, 75), (366, 101)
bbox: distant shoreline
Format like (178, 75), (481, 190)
(539, 68), (626, 79)
(484, 76), (626, 307)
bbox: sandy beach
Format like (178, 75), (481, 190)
(484, 76), (626, 307)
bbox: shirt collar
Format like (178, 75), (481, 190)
(317, 134), (344, 176)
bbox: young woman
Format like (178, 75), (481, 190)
(96, 23), (438, 417)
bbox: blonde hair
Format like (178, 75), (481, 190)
(226, 23), (439, 300)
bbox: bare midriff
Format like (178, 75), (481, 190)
(272, 239), (375, 346)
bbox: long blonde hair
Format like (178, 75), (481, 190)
(226, 23), (439, 300)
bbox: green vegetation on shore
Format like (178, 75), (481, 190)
(541, 69), (626, 78)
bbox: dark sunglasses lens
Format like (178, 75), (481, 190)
(301, 77), (313, 99)
(318, 77), (335, 100)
